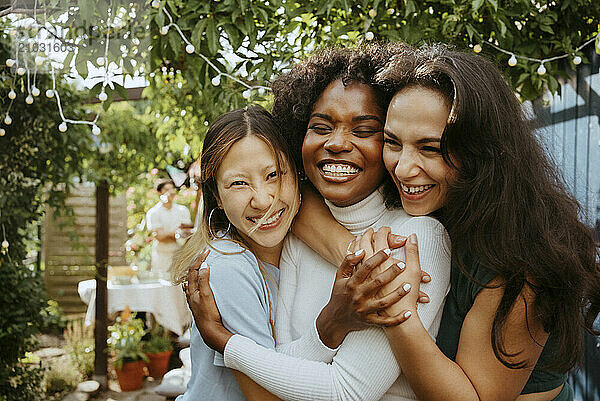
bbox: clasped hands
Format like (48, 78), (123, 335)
(184, 226), (427, 353)
(315, 227), (428, 348)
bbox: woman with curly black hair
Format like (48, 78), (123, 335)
(188, 43), (453, 401)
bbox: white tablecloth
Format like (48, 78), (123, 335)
(78, 279), (192, 336)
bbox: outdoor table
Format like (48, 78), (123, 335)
(78, 279), (192, 336)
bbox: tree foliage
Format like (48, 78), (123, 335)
(0, 35), (92, 399)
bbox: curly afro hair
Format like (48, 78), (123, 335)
(271, 42), (412, 180)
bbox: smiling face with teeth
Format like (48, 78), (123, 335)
(216, 135), (300, 263)
(302, 79), (387, 207)
(383, 85), (456, 216)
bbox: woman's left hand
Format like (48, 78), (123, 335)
(185, 250), (233, 354)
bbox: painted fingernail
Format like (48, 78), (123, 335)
(396, 262), (406, 271)
(200, 261), (208, 270)
(383, 248), (392, 256)
(410, 234), (417, 244)
(419, 295), (430, 302)
(422, 274), (431, 282)
(354, 249), (364, 256)
(403, 283), (411, 292)
(404, 311), (412, 319)
(393, 235), (407, 244)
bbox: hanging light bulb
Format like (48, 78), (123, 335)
(8, 90), (16, 100)
(211, 75), (221, 86)
(365, 31), (374, 40)
(387, 8), (395, 15)
(35, 56), (44, 66)
(58, 122), (67, 132)
(242, 89), (252, 99)
(152, 0), (160, 8)
(98, 91), (108, 102)
(508, 54), (517, 66)
(4, 115), (12, 125)
(25, 95), (34, 104)
(573, 56), (582, 65)
(5, 59), (15, 67)
(16, 67), (26, 75)
(31, 86), (40, 97)
(368, 9), (377, 18)
(96, 57), (105, 66)
(185, 44), (195, 54)
(473, 44), (482, 53)
(1, 240), (8, 249)
(160, 25), (169, 35)
(92, 125), (101, 135)
(537, 62), (546, 75)
(0, 128), (5, 136)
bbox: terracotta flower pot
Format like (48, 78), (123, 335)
(146, 350), (173, 378)
(115, 360), (145, 391)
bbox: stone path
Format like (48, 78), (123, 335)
(67, 378), (167, 401)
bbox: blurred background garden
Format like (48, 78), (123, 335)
(0, 0), (599, 399)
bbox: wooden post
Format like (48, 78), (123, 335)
(93, 180), (109, 388)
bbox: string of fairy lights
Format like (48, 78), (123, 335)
(0, 2), (598, 253)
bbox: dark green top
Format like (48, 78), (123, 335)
(436, 256), (571, 400)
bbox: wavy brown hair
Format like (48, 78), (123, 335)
(377, 44), (600, 372)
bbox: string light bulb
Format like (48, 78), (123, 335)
(573, 56), (582, 65)
(31, 87), (40, 97)
(5, 59), (15, 67)
(35, 56), (44, 66)
(368, 9), (377, 18)
(4, 115), (12, 125)
(242, 89), (251, 99)
(152, 0), (160, 8)
(96, 57), (105, 66)
(160, 25), (169, 35)
(387, 8), (395, 14)
(45, 89), (54, 98)
(185, 44), (195, 54)
(0, 128), (5, 136)
(508, 54), (517, 66)
(537, 63), (546, 75)
(211, 75), (221, 86)
(58, 122), (67, 132)
(473, 44), (482, 53)
(1, 240), (8, 249)
(16, 67), (26, 76)
(365, 31), (374, 40)
(92, 124), (101, 135)
(8, 90), (16, 100)
(25, 95), (34, 104)
(98, 91), (108, 102)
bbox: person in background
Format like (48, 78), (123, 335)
(146, 179), (192, 274)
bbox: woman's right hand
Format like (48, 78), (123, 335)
(315, 228), (429, 348)
(315, 246), (414, 348)
(185, 250), (233, 354)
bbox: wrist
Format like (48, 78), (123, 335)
(316, 308), (348, 349)
(200, 323), (233, 354)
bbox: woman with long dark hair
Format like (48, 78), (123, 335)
(321, 44), (600, 400)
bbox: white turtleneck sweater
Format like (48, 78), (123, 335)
(224, 188), (451, 401)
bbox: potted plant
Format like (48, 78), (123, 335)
(143, 325), (174, 378)
(107, 309), (149, 391)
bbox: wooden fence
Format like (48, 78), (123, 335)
(43, 183), (127, 315)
